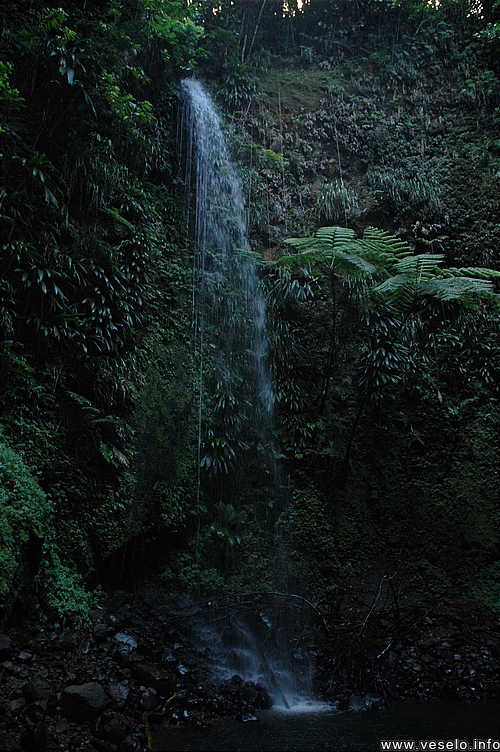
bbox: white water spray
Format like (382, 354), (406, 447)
(177, 78), (277, 504)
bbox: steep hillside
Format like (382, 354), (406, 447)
(201, 9), (500, 613)
(2, 0), (500, 628)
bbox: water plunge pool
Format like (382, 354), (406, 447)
(151, 699), (500, 751)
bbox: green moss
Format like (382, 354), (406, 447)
(0, 429), (93, 625)
(0, 430), (51, 596)
(35, 549), (93, 628)
(257, 68), (339, 112)
(278, 485), (341, 605)
(89, 475), (142, 558)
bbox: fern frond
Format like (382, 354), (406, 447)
(284, 236), (319, 251)
(370, 275), (417, 307)
(280, 227), (499, 312)
(393, 254), (445, 278)
(423, 276), (496, 304)
(361, 227), (413, 259)
(278, 242), (314, 267)
(315, 226), (357, 245)
(438, 266), (500, 281)
(327, 250), (377, 277)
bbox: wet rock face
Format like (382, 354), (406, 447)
(243, 680), (273, 710)
(217, 675), (274, 716)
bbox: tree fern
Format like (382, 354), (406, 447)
(279, 225), (500, 312)
(270, 225), (500, 486)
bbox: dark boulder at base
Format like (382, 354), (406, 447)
(62, 682), (108, 720)
(23, 676), (57, 704)
(243, 681), (273, 710)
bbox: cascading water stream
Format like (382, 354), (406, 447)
(176, 78), (316, 710)
(178, 77), (274, 461)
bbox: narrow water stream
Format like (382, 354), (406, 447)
(152, 700), (500, 751)
(177, 77), (277, 505)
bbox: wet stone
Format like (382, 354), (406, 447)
(2, 661), (26, 678)
(108, 682), (129, 708)
(134, 663), (174, 696)
(161, 650), (176, 666)
(8, 697), (26, 714)
(141, 689), (159, 711)
(55, 718), (69, 733)
(18, 651), (33, 663)
(62, 682), (108, 720)
(114, 634), (137, 650)
(130, 662), (161, 686)
(23, 676), (57, 704)
(116, 643), (134, 658)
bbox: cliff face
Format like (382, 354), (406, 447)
(209, 20), (500, 613)
(2, 1), (500, 626)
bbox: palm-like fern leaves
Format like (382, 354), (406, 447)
(283, 226), (378, 280)
(280, 226), (500, 310)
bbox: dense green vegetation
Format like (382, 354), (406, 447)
(2, 0), (500, 626)
(0, 0), (202, 623)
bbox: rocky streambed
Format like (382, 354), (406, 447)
(0, 589), (275, 752)
(1, 588), (500, 752)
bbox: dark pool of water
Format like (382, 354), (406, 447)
(151, 700), (500, 751)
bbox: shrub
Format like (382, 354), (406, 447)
(36, 550), (93, 627)
(0, 430), (51, 596)
(367, 166), (442, 216)
(316, 180), (359, 223)
(0, 429), (93, 625)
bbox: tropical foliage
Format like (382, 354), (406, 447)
(0, 0), (201, 621)
(271, 226), (500, 484)
(2, 0), (500, 622)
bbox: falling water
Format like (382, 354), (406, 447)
(169, 594), (322, 711)
(175, 79), (324, 711)
(177, 78), (277, 506)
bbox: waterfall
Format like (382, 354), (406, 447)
(175, 79), (321, 712)
(171, 594), (322, 712)
(177, 78), (277, 511)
